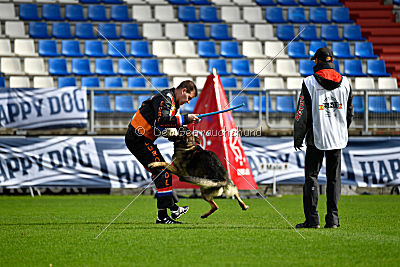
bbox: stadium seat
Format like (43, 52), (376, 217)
(72, 58), (93, 75)
(254, 24), (277, 41)
(75, 23), (96, 39)
(14, 39), (38, 57)
(243, 41), (263, 58)
(231, 96), (251, 113)
(88, 6), (109, 21)
(354, 77), (375, 89)
(191, 0), (211, 4)
(188, 24), (209, 40)
(332, 7), (353, 23)
(198, 41), (218, 58)
(49, 58), (70, 75)
(369, 96), (390, 113)
(344, 60), (367, 77)
(242, 77), (261, 91)
(128, 77), (147, 90)
(141, 59), (164, 76)
(105, 77), (125, 94)
(5, 22), (28, 38)
(266, 7), (286, 23)
(186, 59), (209, 76)
(220, 77), (237, 88)
(378, 77), (398, 89)
(103, 0), (124, 3)
(151, 77), (169, 88)
(107, 41), (128, 57)
(343, 25), (365, 41)
(288, 7), (308, 23)
(287, 77), (304, 89)
(299, 0), (319, 6)
(264, 77), (285, 89)
(210, 24), (232, 40)
(233, 0), (254, 5)
(254, 59), (277, 76)
(0, 3), (17, 20)
(276, 96), (296, 113)
(118, 59), (140, 76)
(178, 6), (199, 22)
(133, 6), (155, 22)
(265, 41), (289, 58)
(29, 22), (51, 38)
(243, 7), (264, 23)
(115, 96), (135, 113)
(82, 77), (100, 89)
(333, 60), (341, 74)
(195, 77), (207, 88)
(200, 6), (221, 22)
(321, 25), (342, 41)
(211, 0), (234, 5)
(98, 24), (118, 39)
(85, 41), (106, 57)
(276, 59), (300, 76)
(153, 41), (175, 58)
(309, 41), (328, 57)
(0, 39), (13, 57)
(58, 77), (76, 88)
(220, 41), (243, 58)
(62, 40), (83, 57)
(1, 58), (24, 75)
(232, 59), (255, 76)
(0, 77), (5, 88)
(209, 59), (230, 76)
(42, 4), (63, 21)
(33, 77), (54, 88)
(94, 96), (113, 113)
(165, 23), (187, 40)
(221, 6), (243, 23)
(310, 7), (330, 23)
(332, 42), (354, 59)
(143, 23), (165, 39)
(299, 60), (315, 76)
(287, 42), (309, 58)
(253, 96), (266, 113)
(80, 0), (101, 3)
(95, 59), (116, 76)
(352, 96), (364, 114)
(300, 25), (320, 41)
(355, 42), (378, 59)
(154, 6), (177, 22)
(168, 0), (190, 4)
(367, 60), (390, 77)
(320, 0), (341, 5)
(163, 59), (186, 76)
(118, 24), (141, 39)
(65, 5), (86, 21)
(9, 77), (30, 88)
(184, 98), (198, 113)
(175, 41), (197, 58)
(232, 24), (255, 40)
(19, 4), (40, 21)
(131, 41), (153, 57)
(391, 96), (400, 113)
(24, 58), (47, 76)
(277, 0), (298, 5)
(276, 25), (295, 41)
(256, 0), (277, 5)
(52, 22), (73, 39)
(111, 5), (132, 21)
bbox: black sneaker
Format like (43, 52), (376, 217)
(295, 222), (320, 229)
(156, 216), (182, 224)
(171, 206), (189, 220)
(324, 224), (339, 229)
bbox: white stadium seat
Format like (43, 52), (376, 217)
(264, 77), (285, 89)
(33, 76), (55, 88)
(0, 4), (18, 20)
(132, 6), (155, 22)
(287, 77), (304, 89)
(175, 41), (197, 58)
(195, 76), (208, 88)
(221, 6), (243, 23)
(243, 41), (264, 58)
(232, 24), (255, 40)
(165, 23), (187, 40)
(143, 23), (165, 40)
(10, 76), (30, 88)
(265, 41), (289, 58)
(185, 59), (209, 76)
(24, 58), (48, 76)
(255, 25), (277, 41)
(5, 21), (28, 38)
(378, 77), (398, 89)
(243, 7), (264, 23)
(0, 39), (13, 56)
(355, 77), (375, 89)
(14, 39), (38, 57)
(254, 59), (277, 77)
(155, 6), (177, 22)
(173, 77), (191, 88)
(276, 59), (300, 77)
(152, 41), (175, 58)
(1, 58), (24, 75)
(162, 59), (186, 76)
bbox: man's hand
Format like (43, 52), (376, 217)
(188, 114), (200, 124)
(294, 144), (303, 151)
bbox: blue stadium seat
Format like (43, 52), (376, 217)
(131, 41), (153, 57)
(256, 0), (277, 5)
(95, 59), (115, 76)
(368, 96), (390, 113)
(94, 96), (113, 113)
(309, 41), (328, 57)
(299, 60), (315, 76)
(111, 5), (132, 22)
(299, 0), (319, 5)
(58, 77), (76, 88)
(138, 95), (151, 109)
(200, 6), (221, 22)
(220, 77), (237, 88)
(276, 96), (296, 113)
(209, 59), (230, 76)
(118, 59), (140, 76)
(231, 96), (251, 113)
(80, 0), (101, 3)
(141, 59), (164, 76)
(19, 4), (40, 21)
(320, 0), (341, 5)
(102, 0), (124, 3)
(115, 96), (135, 113)
(300, 25), (320, 41)
(220, 41), (243, 58)
(333, 60), (341, 74)
(210, 24), (233, 40)
(52, 22), (73, 39)
(184, 98), (198, 112)
(38, 40), (60, 57)
(343, 25), (365, 41)
(62, 40), (83, 57)
(108, 41), (128, 57)
(352, 96), (364, 114)
(151, 77), (169, 88)
(0, 77), (5, 88)
(287, 42), (308, 58)
(128, 77), (150, 94)
(254, 96), (276, 113)
(42, 4), (63, 21)
(266, 7), (287, 23)
(355, 42), (378, 59)
(121, 24), (142, 40)
(72, 59), (93, 75)
(391, 96), (400, 113)
(188, 24), (209, 40)
(178, 6), (199, 22)
(198, 41), (219, 58)
(321, 25), (342, 41)
(105, 77), (124, 94)
(88, 6), (109, 21)
(232, 59), (255, 76)
(277, 0), (298, 5)
(65, 5), (86, 21)
(81, 77), (100, 88)
(276, 25), (295, 41)
(344, 60), (367, 77)
(288, 8), (308, 23)
(367, 60), (390, 77)
(191, 0), (211, 4)
(332, 42), (354, 59)
(29, 22), (51, 38)
(49, 58), (70, 75)
(98, 24), (118, 39)
(310, 8), (330, 23)
(242, 77), (261, 94)
(168, 0), (190, 4)
(75, 23), (96, 39)
(332, 7), (353, 23)
(85, 41), (106, 57)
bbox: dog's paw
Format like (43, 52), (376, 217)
(147, 162), (158, 168)
(200, 214), (209, 219)
(242, 205), (249, 211)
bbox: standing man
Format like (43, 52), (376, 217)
(125, 80), (199, 224)
(294, 47), (353, 229)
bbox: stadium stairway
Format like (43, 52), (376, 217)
(343, 0), (400, 86)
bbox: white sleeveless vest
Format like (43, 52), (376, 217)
(304, 75), (351, 150)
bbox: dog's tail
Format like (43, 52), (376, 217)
(180, 176), (227, 188)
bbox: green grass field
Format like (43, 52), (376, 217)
(0, 194), (399, 266)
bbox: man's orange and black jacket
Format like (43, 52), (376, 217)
(129, 88), (189, 141)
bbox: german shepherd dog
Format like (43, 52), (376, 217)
(148, 127), (249, 218)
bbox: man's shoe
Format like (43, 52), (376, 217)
(171, 206), (189, 220)
(295, 222), (320, 229)
(324, 224), (339, 229)
(156, 216), (182, 224)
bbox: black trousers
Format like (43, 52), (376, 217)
(303, 145), (341, 226)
